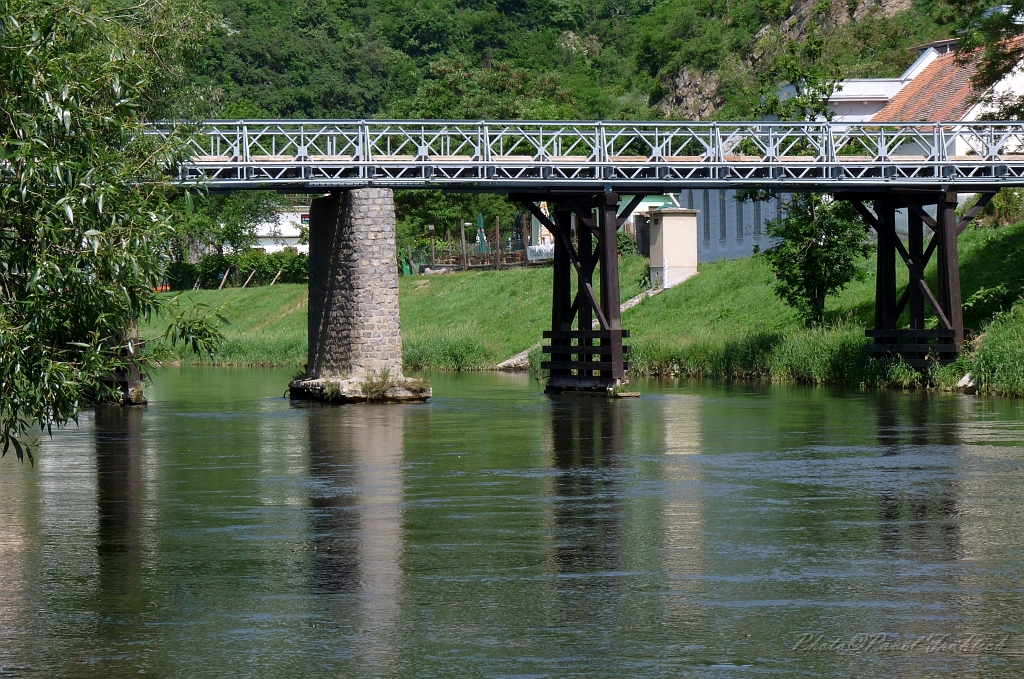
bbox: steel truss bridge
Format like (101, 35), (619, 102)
(155, 119), (1024, 192)
(155, 119), (1023, 390)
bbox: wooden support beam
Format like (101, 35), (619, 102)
(578, 205), (595, 375)
(957, 192), (996, 235)
(907, 208), (925, 330)
(901, 197), (938, 231)
(599, 192), (625, 380)
(936, 191), (964, 345)
(523, 201), (610, 329)
(872, 200), (899, 332)
(549, 206), (574, 377)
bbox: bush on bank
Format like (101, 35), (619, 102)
(167, 249), (308, 289)
(627, 300), (1024, 396)
(971, 302), (1024, 396)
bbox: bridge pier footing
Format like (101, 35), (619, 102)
(290, 188), (430, 403)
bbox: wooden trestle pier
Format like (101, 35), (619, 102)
(514, 192), (643, 392)
(841, 190), (995, 366)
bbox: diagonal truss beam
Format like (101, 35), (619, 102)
(957, 192), (996, 235)
(901, 197), (938, 231)
(521, 201), (610, 330)
(852, 200), (953, 330)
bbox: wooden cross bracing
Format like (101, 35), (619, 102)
(515, 192), (643, 391)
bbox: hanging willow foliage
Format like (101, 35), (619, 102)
(0, 0), (215, 460)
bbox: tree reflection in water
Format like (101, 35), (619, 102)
(95, 405), (145, 598)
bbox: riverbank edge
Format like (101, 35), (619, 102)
(146, 314), (1024, 397)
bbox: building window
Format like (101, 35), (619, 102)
(685, 189), (694, 210)
(719, 191), (727, 241)
(735, 198), (744, 240)
(754, 200), (762, 237)
(702, 189), (710, 242)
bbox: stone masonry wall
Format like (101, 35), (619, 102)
(307, 188), (404, 380)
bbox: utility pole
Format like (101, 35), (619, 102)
(495, 216), (501, 270)
(460, 221), (469, 271)
(428, 223), (435, 267)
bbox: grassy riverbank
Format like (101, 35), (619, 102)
(142, 223), (1024, 395)
(141, 255), (652, 369)
(622, 220), (1024, 394)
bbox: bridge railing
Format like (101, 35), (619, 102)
(149, 120), (1024, 187)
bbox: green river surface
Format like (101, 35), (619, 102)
(2, 367), (1024, 677)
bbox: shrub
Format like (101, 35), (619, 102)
(167, 249), (308, 290)
(617, 230), (639, 256)
(403, 333), (490, 371)
(973, 302), (1024, 396)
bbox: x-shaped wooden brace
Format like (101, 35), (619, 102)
(851, 199), (953, 330)
(522, 201), (610, 329)
(902, 192), (995, 236)
(520, 196), (646, 331)
(858, 193), (996, 322)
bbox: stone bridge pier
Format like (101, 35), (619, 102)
(289, 188), (430, 403)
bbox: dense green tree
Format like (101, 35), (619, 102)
(388, 56), (580, 119)
(0, 0), (215, 460)
(763, 194), (872, 325)
(188, 0), (956, 123)
(171, 191), (284, 260)
(951, 0), (1024, 118)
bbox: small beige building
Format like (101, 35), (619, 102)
(648, 207), (699, 289)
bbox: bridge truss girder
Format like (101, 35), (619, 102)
(157, 120), (1024, 192)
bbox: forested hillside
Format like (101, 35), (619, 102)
(191, 0), (955, 121)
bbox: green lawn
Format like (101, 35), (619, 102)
(142, 224), (1024, 394)
(141, 254), (651, 369)
(141, 284), (309, 366)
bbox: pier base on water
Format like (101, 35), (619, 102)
(290, 188), (430, 403)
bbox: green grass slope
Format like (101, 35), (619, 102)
(142, 255), (650, 369)
(143, 224), (1024, 394)
(141, 284), (309, 366)
(623, 221), (1024, 392)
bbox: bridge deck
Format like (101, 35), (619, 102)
(153, 120), (1024, 192)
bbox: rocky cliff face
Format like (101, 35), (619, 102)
(658, 69), (723, 120)
(786, 0), (914, 38)
(657, 0), (916, 118)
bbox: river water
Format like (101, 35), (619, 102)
(2, 368), (1024, 677)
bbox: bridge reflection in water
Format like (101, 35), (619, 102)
(307, 404), (405, 671)
(1, 370), (1022, 676)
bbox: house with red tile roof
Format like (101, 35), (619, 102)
(826, 37), (1024, 124)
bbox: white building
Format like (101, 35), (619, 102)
(255, 207), (309, 254)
